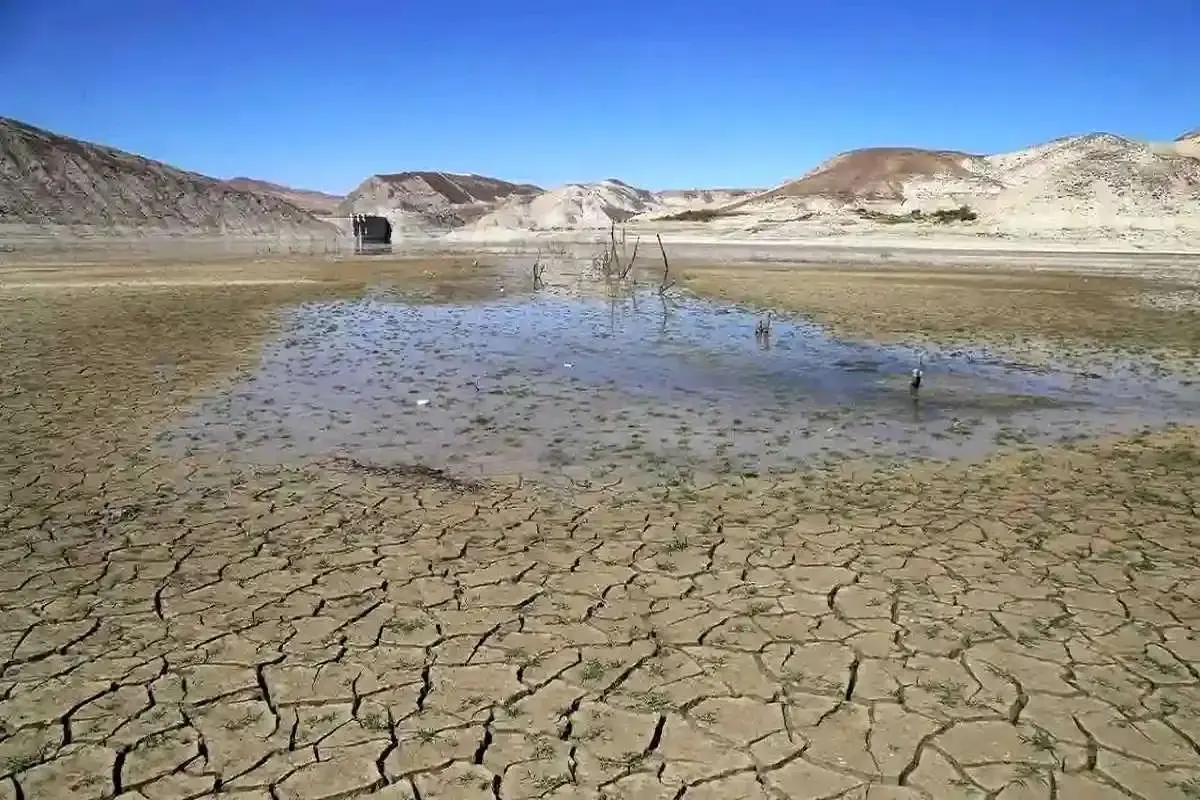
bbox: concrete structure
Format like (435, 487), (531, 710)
(350, 214), (393, 254)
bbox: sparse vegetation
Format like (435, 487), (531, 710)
(580, 659), (608, 682)
(590, 222), (639, 281)
(360, 711), (390, 731)
(588, 224), (676, 295)
(851, 204), (978, 224)
(853, 207), (924, 224)
(930, 204), (979, 223)
(658, 207), (734, 222)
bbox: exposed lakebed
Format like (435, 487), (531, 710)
(159, 288), (1200, 486)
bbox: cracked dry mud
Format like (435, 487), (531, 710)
(2, 256), (1199, 800)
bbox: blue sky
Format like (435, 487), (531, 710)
(2, 0), (1197, 194)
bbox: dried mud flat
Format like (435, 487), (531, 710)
(2, 254), (1200, 800)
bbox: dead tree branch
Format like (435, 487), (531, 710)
(619, 235), (640, 281)
(608, 221), (622, 277)
(591, 223), (644, 285)
(656, 234), (674, 295)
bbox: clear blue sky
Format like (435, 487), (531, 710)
(2, 0), (1197, 194)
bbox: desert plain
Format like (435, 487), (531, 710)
(1, 241), (1199, 800)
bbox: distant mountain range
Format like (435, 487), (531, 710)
(3, 115), (1198, 239)
(708, 132), (1200, 235)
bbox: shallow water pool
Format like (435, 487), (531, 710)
(159, 290), (1200, 485)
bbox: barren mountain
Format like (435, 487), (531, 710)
(728, 147), (1001, 213)
(0, 117), (334, 234)
(720, 135), (1200, 232)
(656, 188), (761, 208)
(1173, 127), (1200, 160)
(457, 179), (662, 234)
(980, 133), (1200, 225)
(223, 177), (343, 215)
(337, 171), (542, 228)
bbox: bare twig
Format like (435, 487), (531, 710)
(609, 221), (622, 277)
(596, 244), (614, 277)
(619, 235), (640, 281)
(656, 234), (674, 295)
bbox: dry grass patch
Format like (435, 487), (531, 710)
(0, 255), (499, 460)
(681, 263), (1200, 361)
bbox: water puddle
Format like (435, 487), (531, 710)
(160, 290), (1200, 486)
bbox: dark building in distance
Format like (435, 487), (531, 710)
(351, 214), (392, 254)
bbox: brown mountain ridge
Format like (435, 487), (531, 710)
(0, 116), (332, 234)
(222, 177), (343, 216)
(337, 171), (543, 227)
(748, 147), (989, 205)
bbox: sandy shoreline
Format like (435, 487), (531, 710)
(4, 223), (1200, 281)
(434, 229), (1200, 281)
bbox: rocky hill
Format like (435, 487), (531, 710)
(980, 133), (1200, 222)
(454, 179), (663, 235)
(656, 188), (761, 209)
(1173, 127), (1200, 160)
(223, 177), (343, 216)
(719, 134), (1200, 232)
(337, 171), (542, 228)
(0, 116), (335, 235)
(747, 147), (999, 205)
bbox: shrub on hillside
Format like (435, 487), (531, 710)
(659, 208), (727, 222)
(930, 205), (978, 223)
